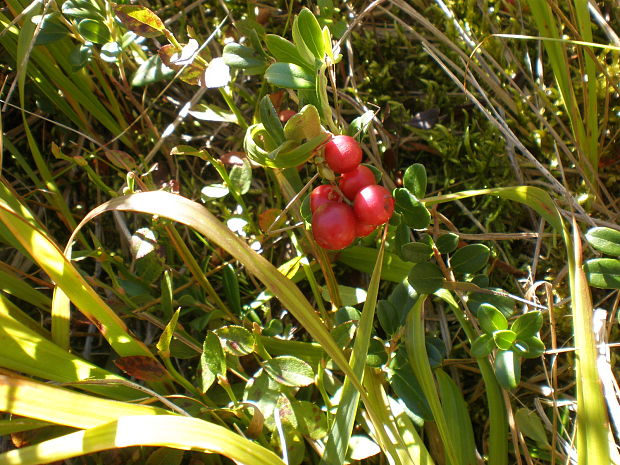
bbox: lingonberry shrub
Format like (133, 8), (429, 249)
(310, 184), (342, 213)
(339, 165), (376, 200)
(324, 135), (363, 174)
(353, 185), (394, 226)
(312, 202), (357, 250)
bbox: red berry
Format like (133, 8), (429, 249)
(310, 184), (342, 213)
(279, 109), (296, 123)
(312, 203), (357, 250)
(353, 185), (394, 226)
(324, 135), (362, 174)
(355, 221), (376, 237)
(339, 165), (376, 200)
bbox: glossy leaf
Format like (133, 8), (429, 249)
(494, 350), (520, 390)
(77, 19), (110, 44)
(510, 311), (543, 339)
(264, 34), (312, 70)
(471, 334), (494, 358)
(131, 55), (174, 87)
(222, 42), (267, 71)
(189, 103), (237, 123)
(393, 188), (431, 229)
(408, 262), (444, 295)
(436, 233), (459, 254)
(263, 356), (314, 387)
(115, 5), (165, 38)
(585, 227), (620, 256)
(32, 14), (67, 45)
(215, 325), (255, 356)
(492, 330), (517, 351)
(519, 336), (545, 358)
(61, 0), (104, 20)
(259, 95), (285, 145)
(296, 8), (325, 60)
(400, 242), (433, 263)
(583, 258), (620, 289)
(201, 332), (226, 392)
(403, 164), (427, 199)
(450, 244), (490, 274)
(478, 303), (508, 334)
(348, 111), (374, 138)
(265, 62), (315, 89)
(283, 104), (322, 142)
(229, 159), (252, 195)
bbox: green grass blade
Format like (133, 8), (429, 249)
(320, 234), (387, 465)
(0, 415), (285, 465)
(566, 219), (611, 464)
(405, 296), (460, 465)
(0, 307), (138, 400)
(0, 372), (165, 428)
(0, 262), (51, 310)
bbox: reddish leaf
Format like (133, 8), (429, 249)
(220, 151), (247, 166)
(114, 355), (168, 381)
(115, 5), (165, 38)
(105, 150), (137, 171)
(158, 44), (205, 85)
(258, 208), (284, 233)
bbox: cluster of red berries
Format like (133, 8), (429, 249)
(310, 135), (394, 250)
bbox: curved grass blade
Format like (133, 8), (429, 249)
(0, 415), (285, 465)
(0, 372), (165, 428)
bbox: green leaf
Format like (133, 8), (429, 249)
(229, 159), (252, 195)
(283, 104), (322, 141)
(436, 233), (459, 254)
(321, 285), (367, 306)
(146, 447), (184, 465)
(131, 55), (174, 87)
(494, 350), (521, 389)
(188, 103), (237, 123)
(130, 227), (157, 260)
(222, 42), (267, 72)
(201, 184), (229, 199)
(265, 62), (315, 89)
(388, 353), (433, 421)
(264, 34), (312, 70)
(586, 227), (620, 256)
(114, 5), (165, 38)
(515, 408), (550, 447)
(450, 244), (490, 274)
(222, 264), (242, 314)
(377, 300), (402, 336)
(583, 258), (620, 289)
(519, 336), (545, 359)
(393, 188), (431, 229)
(471, 334), (494, 358)
(263, 356), (315, 387)
(338, 247), (410, 283)
(77, 19), (110, 44)
(69, 43), (92, 70)
(493, 330), (517, 350)
(469, 290), (515, 318)
(296, 8), (325, 60)
(408, 262), (444, 295)
(292, 401), (327, 439)
(155, 308), (180, 358)
(201, 332), (226, 392)
(100, 42), (122, 62)
(400, 242), (433, 263)
(348, 436), (381, 461)
(32, 14), (68, 45)
(259, 95), (285, 145)
(436, 370), (477, 465)
(215, 326), (255, 356)
(62, 0), (104, 20)
(347, 111), (374, 138)
(510, 311), (543, 339)
(403, 164), (427, 199)
(478, 303), (508, 334)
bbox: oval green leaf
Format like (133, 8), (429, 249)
(450, 244), (490, 274)
(471, 334), (494, 358)
(77, 19), (110, 44)
(583, 258), (620, 290)
(400, 242), (433, 263)
(265, 34), (312, 70)
(436, 233), (459, 254)
(263, 356), (314, 387)
(586, 227), (620, 256)
(393, 188), (431, 229)
(408, 262), (444, 295)
(403, 164), (427, 199)
(494, 350), (521, 390)
(492, 330), (517, 351)
(478, 303), (508, 334)
(214, 326), (255, 356)
(265, 62), (315, 89)
(510, 311), (542, 339)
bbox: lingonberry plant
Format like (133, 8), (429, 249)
(323, 135), (363, 174)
